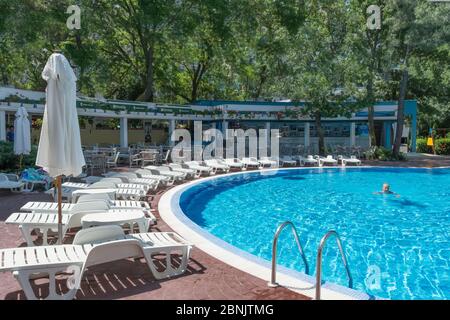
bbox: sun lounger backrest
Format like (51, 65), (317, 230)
(89, 181), (117, 189)
(71, 201), (110, 213)
(101, 178), (125, 185)
(77, 193), (114, 204)
(66, 211), (106, 230)
(83, 239), (144, 268)
(108, 175), (129, 183)
(73, 225), (126, 245)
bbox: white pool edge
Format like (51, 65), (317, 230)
(158, 166), (449, 300)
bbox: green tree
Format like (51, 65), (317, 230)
(384, 0), (450, 155)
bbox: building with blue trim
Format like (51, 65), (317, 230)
(0, 87), (417, 153)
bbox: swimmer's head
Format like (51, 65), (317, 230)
(382, 183), (390, 192)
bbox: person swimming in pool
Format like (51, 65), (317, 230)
(374, 183), (400, 197)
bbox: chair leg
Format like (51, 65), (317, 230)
(13, 266), (81, 300)
(143, 247), (191, 280)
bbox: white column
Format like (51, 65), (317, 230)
(265, 122), (271, 156)
(120, 117), (128, 148)
(169, 119), (176, 146)
(265, 122), (271, 142)
(222, 120), (228, 134)
(350, 122), (356, 147)
(304, 122), (310, 147)
(0, 111), (6, 141)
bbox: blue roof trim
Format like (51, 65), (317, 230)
(194, 99), (417, 107)
(355, 111), (396, 117)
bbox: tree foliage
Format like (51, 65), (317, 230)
(0, 0), (448, 140)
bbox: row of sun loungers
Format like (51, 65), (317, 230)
(0, 155), (361, 299)
(2, 168), (196, 299)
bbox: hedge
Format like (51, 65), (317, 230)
(416, 138), (450, 155)
(0, 141), (38, 172)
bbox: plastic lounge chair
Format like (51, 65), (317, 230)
(21, 194), (151, 214)
(102, 173), (159, 191)
(0, 173), (24, 192)
(258, 157), (278, 167)
(134, 169), (174, 186)
(0, 225), (192, 300)
(316, 155), (338, 167)
(279, 156), (297, 167)
(53, 181), (147, 202)
(166, 163), (197, 179)
(223, 158), (246, 171)
(63, 179), (149, 192)
(338, 155), (362, 167)
(299, 155), (319, 167)
(204, 159), (230, 173)
(241, 157), (260, 169)
(143, 165), (186, 181)
(72, 187), (145, 202)
(184, 161), (214, 176)
(6, 201), (156, 246)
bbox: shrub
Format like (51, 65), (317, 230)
(435, 138), (450, 155)
(416, 138), (450, 155)
(364, 146), (406, 161)
(0, 141), (38, 172)
(416, 138), (432, 153)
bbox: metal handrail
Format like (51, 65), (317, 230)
(268, 221), (309, 287)
(315, 230), (353, 300)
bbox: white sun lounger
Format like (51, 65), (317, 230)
(184, 161), (214, 176)
(317, 155), (338, 167)
(299, 155), (319, 166)
(6, 201), (156, 246)
(21, 195), (151, 214)
(0, 225), (192, 300)
(279, 156), (297, 166)
(338, 155), (362, 166)
(204, 159), (230, 173)
(64, 179), (149, 192)
(166, 163), (198, 178)
(143, 166), (187, 181)
(258, 157), (278, 167)
(0, 173), (24, 192)
(241, 157), (261, 169)
(102, 173), (159, 190)
(70, 187), (146, 203)
(223, 158), (246, 170)
(134, 169), (174, 186)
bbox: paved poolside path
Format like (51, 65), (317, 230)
(0, 191), (306, 300)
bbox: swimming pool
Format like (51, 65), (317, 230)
(179, 167), (450, 300)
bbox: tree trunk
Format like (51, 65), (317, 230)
(367, 77), (377, 147)
(315, 111), (325, 156)
(138, 46), (154, 102)
(393, 68), (409, 156)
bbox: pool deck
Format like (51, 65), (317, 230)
(0, 191), (305, 300)
(0, 155), (448, 300)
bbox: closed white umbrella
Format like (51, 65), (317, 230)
(36, 52), (85, 243)
(14, 106), (31, 156)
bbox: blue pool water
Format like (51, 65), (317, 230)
(179, 168), (450, 300)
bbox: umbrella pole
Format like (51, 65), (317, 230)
(56, 175), (63, 244)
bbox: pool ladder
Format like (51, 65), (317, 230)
(268, 221), (353, 300)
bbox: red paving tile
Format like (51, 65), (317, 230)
(0, 158), (448, 300)
(0, 189), (306, 300)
